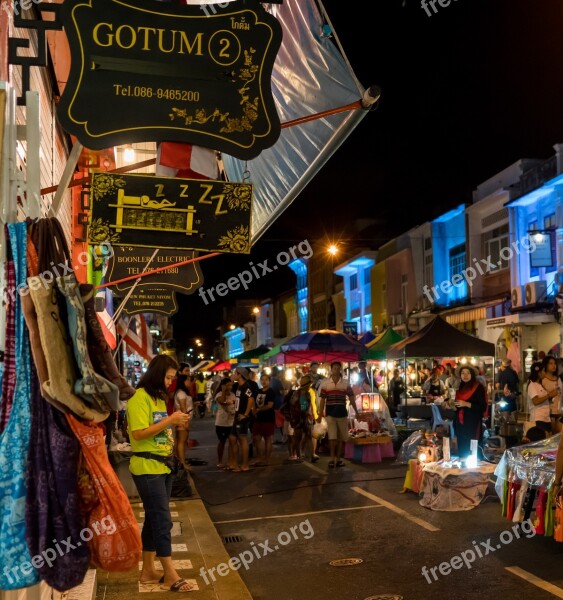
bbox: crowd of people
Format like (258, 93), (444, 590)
(157, 359), (376, 471)
(119, 350), (562, 590)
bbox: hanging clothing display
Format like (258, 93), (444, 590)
(495, 435), (560, 540)
(0, 216), (141, 591)
(0, 222), (38, 590)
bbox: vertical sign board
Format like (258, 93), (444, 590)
(57, 0), (282, 159)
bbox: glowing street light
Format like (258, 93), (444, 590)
(229, 324), (236, 330)
(252, 306), (260, 315)
(327, 244), (339, 256)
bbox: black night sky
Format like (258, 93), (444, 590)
(173, 0), (563, 354)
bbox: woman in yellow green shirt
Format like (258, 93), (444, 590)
(127, 355), (193, 592)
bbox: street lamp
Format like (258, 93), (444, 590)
(252, 306), (260, 315)
(326, 243), (339, 328)
(229, 324), (236, 330)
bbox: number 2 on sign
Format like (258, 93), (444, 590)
(198, 184), (227, 215)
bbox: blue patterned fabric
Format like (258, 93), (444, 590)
(0, 222), (38, 590)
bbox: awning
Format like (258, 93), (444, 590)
(232, 345), (271, 362)
(211, 360), (232, 372)
(223, 0), (373, 243)
(364, 329), (405, 361)
(192, 359), (216, 372)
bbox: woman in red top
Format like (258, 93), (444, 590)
(454, 365), (487, 458)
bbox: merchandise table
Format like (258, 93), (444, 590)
(344, 435), (395, 464)
(418, 460), (497, 511)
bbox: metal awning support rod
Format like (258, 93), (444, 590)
(42, 89), (383, 200)
(40, 158), (156, 196)
(96, 251), (220, 289)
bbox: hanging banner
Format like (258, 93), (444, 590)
(57, 0), (282, 159)
(89, 172), (252, 253)
(107, 247), (202, 294)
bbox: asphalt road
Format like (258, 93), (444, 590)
(186, 416), (563, 600)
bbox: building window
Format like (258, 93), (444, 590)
(350, 273), (358, 290)
(424, 237), (432, 251)
(401, 274), (408, 312)
(485, 224), (509, 270)
(449, 243), (467, 302)
(544, 214), (556, 229)
(424, 253), (433, 290)
(529, 221), (539, 278)
(363, 269), (371, 286)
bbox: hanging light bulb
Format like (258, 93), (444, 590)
(123, 144), (135, 163)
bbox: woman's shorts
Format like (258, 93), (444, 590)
(253, 421), (275, 437)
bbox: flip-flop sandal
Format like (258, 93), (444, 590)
(217, 463), (225, 468)
(230, 467), (242, 472)
(328, 461), (336, 468)
(336, 460), (345, 467)
(161, 578), (195, 592)
(141, 575), (164, 584)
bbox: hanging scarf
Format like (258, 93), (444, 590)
(455, 382), (479, 425)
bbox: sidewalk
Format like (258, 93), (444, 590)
(91, 450), (254, 599)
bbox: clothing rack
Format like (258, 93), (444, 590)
(0, 84), (43, 355)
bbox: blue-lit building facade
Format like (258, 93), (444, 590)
(334, 251), (376, 334)
(288, 258), (308, 334)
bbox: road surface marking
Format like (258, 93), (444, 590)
(351, 486), (440, 532)
(303, 460), (328, 475)
(214, 504), (384, 524)
(505, 567), (563, 598)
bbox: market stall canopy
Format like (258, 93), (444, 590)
(386, 316), (495, 360)
(364, 328), (405, 361)
(210, 360), (232, 372)
(231, 345), (271, 363)
(359, 331), (377, 345)
(261, 338), (291, 361)
(192, 359), (216, 372)
(280, 329), (367, 364)
(275, 350), (365, 365)
(222, 0), (375, 243)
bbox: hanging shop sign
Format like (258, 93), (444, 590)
(343, 321), (358, 336)
(107, 247), (202, 294)
(88, 172), (252, 253)
(529, 232), (554, 268)
(57, 0), (282, 159)
(119, 286), (178, 316)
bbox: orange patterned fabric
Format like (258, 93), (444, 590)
(27, 232), (39, 277)
(66, 415), (141, 571)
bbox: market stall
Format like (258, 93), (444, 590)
(494, 434), (562, 540)
(345, 392), (397, 463)
(386, 316), (495, 429)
